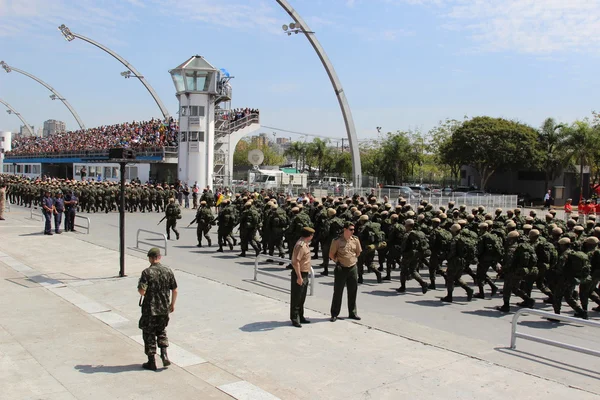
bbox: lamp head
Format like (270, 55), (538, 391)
(0, 61), (11, 73)
(58, 24), (75, 41)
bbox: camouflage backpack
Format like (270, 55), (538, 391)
(515, 242), (538, 273)
(537, 239), (558, 267)
(431, 228), (452, 258)
(457, 233), (478, 264)
(409, 230), (431, 257)
(568, 251), (590, 280)
(272, 209), (289, 229)
(483, 233), (504, 261)
(363, 222), (383, 246)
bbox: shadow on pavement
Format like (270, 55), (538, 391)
(495, 347), (600, 381)
(406, 299), (452, 307)
(364, 290), (400, 297)
(462, 307), (508, 318)
(74, 364), (155, 374)
(18, 232), (44, 237)
(239, 320), (292, 332)
(517, 320), (566, 330)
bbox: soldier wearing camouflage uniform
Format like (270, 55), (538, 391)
(442, 224), (474, 303)
(164, 198), (181, 240)
(396, 219), (429, 294)
(137, 247), (178, 371)
(496, 231), (535, 312)
(191, 201), (214, 247)
(238, 201), (261, 257)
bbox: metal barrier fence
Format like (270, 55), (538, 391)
(254, 254), (315, 296)
(74, 215), (90, 234)
(29, 206), (43, 221)
(136, 229), (168, 256)
(510, 308), (600, 357)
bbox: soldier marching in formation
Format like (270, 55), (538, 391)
(3, 172), (600, 320)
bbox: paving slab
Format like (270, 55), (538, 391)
(0, 206), (598, 399)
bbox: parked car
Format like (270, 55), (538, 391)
(409, 185), (430, 196)
(382, 185), (419, 199)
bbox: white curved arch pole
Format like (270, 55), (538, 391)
(275, 0), (362, 188)
(0, 62), (86, 130)
(59, 25), (170, 120)
(0, 98), (34, 136)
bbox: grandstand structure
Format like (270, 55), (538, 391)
(2, 62), (260, 185)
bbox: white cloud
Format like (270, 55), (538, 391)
(389, 0), (600, 53)
(0, 0), (139, 38)
(444, 0), (600, 53)
(148, 0), (281, 34)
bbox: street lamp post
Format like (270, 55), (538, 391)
(0, 98), (34, 136)
(0, 61), (86, 130)
(276, 0), (362, 189)
(58, 24), (170, 120)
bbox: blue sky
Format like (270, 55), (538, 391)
(1, 0), (600, 144)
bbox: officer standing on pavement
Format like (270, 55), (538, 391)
(53, 190), (65, 234)
(64, 190), (78, 232)
(42, 189), (55, 235)
(329, 221), (362, 322)
(137, 247), (178, 371)
(290, 227), (314, 328)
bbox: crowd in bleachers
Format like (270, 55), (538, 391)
(8, 118), (178, 156)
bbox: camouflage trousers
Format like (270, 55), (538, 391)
(139, 314), (170, 356)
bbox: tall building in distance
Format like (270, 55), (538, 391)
(19, 125), (35, 137)
(276, 137), (290, 146)
(0, 131), (12, 170)
(43, 119), (66, 137)
(251, 132), (269, 148)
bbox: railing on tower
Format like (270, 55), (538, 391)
(215, 113), (260, 139)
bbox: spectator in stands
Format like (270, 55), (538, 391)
(8, 118), (179, 156)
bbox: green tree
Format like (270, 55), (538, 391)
(233, 138), (285, 167)
(429, 118), (465, 185)
(560, 120), (600, 199)
(449, 116), (541, 190)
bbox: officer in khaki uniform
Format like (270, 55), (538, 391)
(290, 227), (314, 328)
(329, 221), (362, 322)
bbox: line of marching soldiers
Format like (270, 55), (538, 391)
(190, 192), (599, 321)
(3, 176), (217, 214)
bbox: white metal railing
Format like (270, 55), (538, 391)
(254, 254), (315, 296)
(510, 308), (600, 357)
(29, 206), (43, 221)
(136, 229), (168, 256)
(74, 215), (90, 234)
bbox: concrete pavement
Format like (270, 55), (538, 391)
(0, 204), (599, 399)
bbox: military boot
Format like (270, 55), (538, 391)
(160, 347), (171, 367)
(142, 355), (157, 371)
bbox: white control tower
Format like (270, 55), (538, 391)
(170, 56), (229, 189)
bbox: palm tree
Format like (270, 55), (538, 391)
(284, 141), (304, 172)
(539, 118), (566, 192)
(309, 138), (328, 177)
(559, 120), (600, 199)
